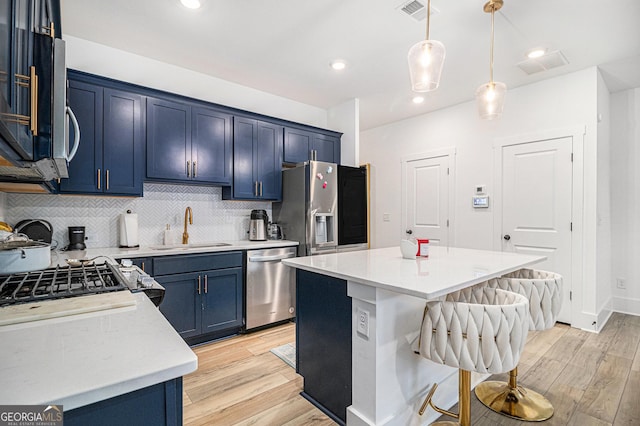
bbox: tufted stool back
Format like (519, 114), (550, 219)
(419, 287), (529, 375)
(485, 269), (562, 331)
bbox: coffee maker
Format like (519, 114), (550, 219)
(249, 210), (268, 241)
(67, 226), (86, 250)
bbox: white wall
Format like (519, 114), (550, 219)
(328, 99), (360, 166)
(360, 67), (602, 329)
(596, 70), (613, 322)
(64, 36), (329, 129)
(611, 88), (640, 316)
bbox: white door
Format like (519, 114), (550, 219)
(501, 137), (572, 323)
(403, 154), (451, 246)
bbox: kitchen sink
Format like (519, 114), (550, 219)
(149, 243), (232, 251)
(188, 242), (232, 248)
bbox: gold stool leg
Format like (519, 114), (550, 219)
(474, 367), (554, 421)
(420, 370), (472, 426)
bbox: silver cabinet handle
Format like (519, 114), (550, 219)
(254, 181), (258, 196)
(197, 275), (201, 294)
(97, 169), (101, 189)
(187, 160), (191, 177)
(193, 161), (197, 178)
(204, 275), (208, 293)
(106, 169), (110, 191)
(259, 181), (263, 197)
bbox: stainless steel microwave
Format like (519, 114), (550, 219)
(0, 36), (80, 185)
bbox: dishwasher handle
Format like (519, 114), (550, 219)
(248, 252), (296, 262)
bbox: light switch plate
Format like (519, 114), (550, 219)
(356, 307), (369, 338)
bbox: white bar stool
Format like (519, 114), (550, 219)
(475, 268), (563, 421)
(416, 287), (530, 426)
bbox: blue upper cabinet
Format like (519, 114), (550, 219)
(146, 97), (190, 181)
(223, 117), (282, 201)
(59, 76), (143, 196)
(191, 106), (232, 184)
(147, 98), (232, 185)
(284, 126), (341, 164)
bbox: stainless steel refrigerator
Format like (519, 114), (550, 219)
(272, 161), (338, 256)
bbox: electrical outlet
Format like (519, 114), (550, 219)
(616, 278), (626, 289)
(356, 307), (369, 338)
(383, 213), (391, 222)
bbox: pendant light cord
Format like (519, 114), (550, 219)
(489, 4), (495, 83)
(426, 0), (431, 40)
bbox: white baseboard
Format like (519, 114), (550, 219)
(612, 296), (640, 317)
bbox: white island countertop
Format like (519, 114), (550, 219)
(283, 245), (546, 300)
(0, 293), (197, 410)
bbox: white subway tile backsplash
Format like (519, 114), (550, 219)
(5, 183), (271, 249)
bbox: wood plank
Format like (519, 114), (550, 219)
(632, 344), (640, 373)
(519, 324), (568, 366)
(520, 356), (566, 394)
(544, 383), (584, 426)
(545, 326), (590, 362)
(576, 353), (632, 423)
(613, 370), (640, 425)
(568, 410), (612, 426)
(607, 323), (640, 360)
(233, 396), (318, 426)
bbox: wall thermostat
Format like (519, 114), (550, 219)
(475, 185), (486, 195)
(473, 196), (489, 208)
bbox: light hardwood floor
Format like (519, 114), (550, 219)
(183, 313), (640, 425)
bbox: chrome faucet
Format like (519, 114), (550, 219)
(183, 207), (193, 244)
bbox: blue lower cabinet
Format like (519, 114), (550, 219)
(157, 272), (202, 339)
(154, 252), (244, 343)
(65, 378), (183, 426)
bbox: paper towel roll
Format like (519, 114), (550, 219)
(119, 211), (139, 248)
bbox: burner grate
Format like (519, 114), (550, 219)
(0, 263), (129, 306)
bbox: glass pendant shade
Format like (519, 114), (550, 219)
(408, 39), (446, 92)
(475, 81), (506, 120)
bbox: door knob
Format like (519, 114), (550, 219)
(406, 229), (413, 235)
(503, 234), (511, 241)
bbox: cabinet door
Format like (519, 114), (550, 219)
(7, 0), (34, 157)
(312, 133), (340, 164)
(59, 80), (102, 193)
(146, 97), (190, 181)
(231, 116), (258, 199)
(157, 272), (201, 339)
(0, 0), (12, 120)
(191, 106), (232, 184)
(256, 121), (282, 200)
(201, 268), (243, 334)
(103, 88), (143, 195)
(283, 127), (312, 164)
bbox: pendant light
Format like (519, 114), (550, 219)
(476, 0), (506, 120)
(407, 0), (446, 92)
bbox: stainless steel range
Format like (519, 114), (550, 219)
(0, 263), (129, 306)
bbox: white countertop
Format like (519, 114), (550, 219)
(283, 245), (546, 299)
(0, 293), (197, 410)
(52, 239), (298, 265)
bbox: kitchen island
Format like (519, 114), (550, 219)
(283, 246), (545, 426)
(0, 292), (197, 425)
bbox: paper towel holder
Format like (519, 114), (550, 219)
(119, 209), (140, 248)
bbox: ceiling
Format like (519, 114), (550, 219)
(61, 0), (640, 130)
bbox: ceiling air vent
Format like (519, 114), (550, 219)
(517, 50), (569, 75)
(397, 0), (439, 22)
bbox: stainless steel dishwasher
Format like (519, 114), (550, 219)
(245, 246), (297, 330)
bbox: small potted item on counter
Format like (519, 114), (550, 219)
(416, 239), (429, 257)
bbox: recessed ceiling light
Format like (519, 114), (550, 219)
(330, 60), (347, 71)
(412, 95), (425, 104)
(527, 48), (547, 59)
(180, 0), (201, 9)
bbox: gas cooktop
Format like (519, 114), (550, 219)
(0, 263), (129, 307)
